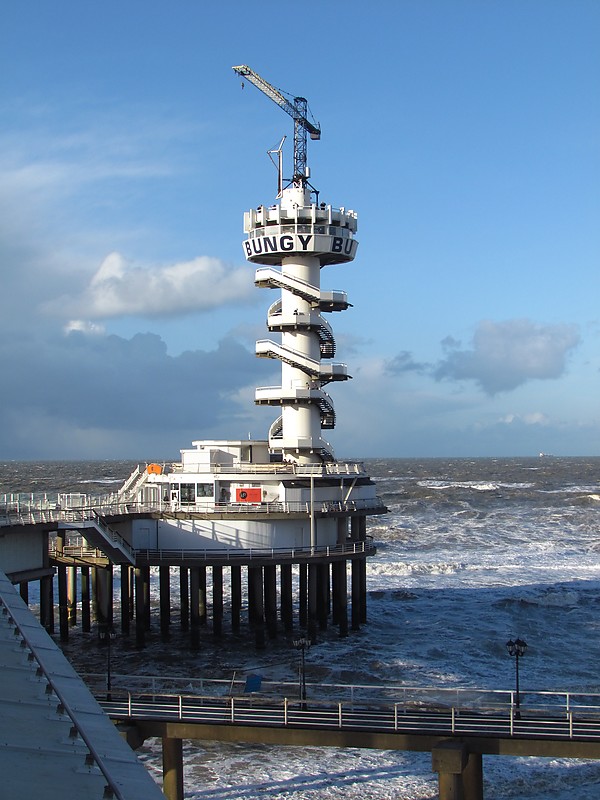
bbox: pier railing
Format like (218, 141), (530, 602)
(51, 537), (376, 564)
(82, 673), (600, 717)
(91, 681), (600, 742)
(0, 494), (386, 528)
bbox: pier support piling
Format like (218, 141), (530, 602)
(134, 568), (146, 649)
(57, 564), (68, 641)
(67, 566), (77, 626)
(81, 567), (91, 633)
(280, 564), (293, 633)
(432, 742), (483, 800)
(213, 566), (223, 638)
(179, 568), (189, 631)
(160, 566), (171, 641)
(120, 565), (130, 636)
(264, 565), (277, 639)
(162, 736), (184, 800)
(231, 565), (242, 633)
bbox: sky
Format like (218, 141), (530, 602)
(1, 1), (599, 460)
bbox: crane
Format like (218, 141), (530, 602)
(232, 65), (320, 190)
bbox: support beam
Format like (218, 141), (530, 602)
(231, 565), (242, 633)
(264, 565), (277, 639)
(67, 566), (77, 626)
(198, 566), (207, 626)
(162, 736), (184, 800)
(81, 566), (91, 632)
(299, 564), (308, 629)
(307, 564), (318, 643)
(432, 741), (483, 800)
(317, 563), (328, 631)
(143, 566), (151, 631)
(190, 567), (201, 650)
(134, 567), (146, 649)
(280, 564), (293, 633)
(160, 566), (171, 641)
(179, 568), (189, 631)
(40, 573), (54, 633)
(248, 566), (265, 649)
(57, 564), (68, 642)
(120, 565), (130, 636)
(213, 566), (223, 638)
(333, 560), (348, 637)
(351, 558), (361, 631)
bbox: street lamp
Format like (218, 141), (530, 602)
(506, 637), (527, 719)
(98, 623), (117, 700)
(293, 637), (311, 709)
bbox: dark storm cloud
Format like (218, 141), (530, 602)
(434, 319), (580, 394)
(0, 329), (270, 455)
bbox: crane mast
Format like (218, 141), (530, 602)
(232, 65), (320, 189)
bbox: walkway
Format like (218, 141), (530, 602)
(91, 679), (600, 800)
(0, 569), (165, 800)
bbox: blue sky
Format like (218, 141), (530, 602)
(1, 1), (598, 459)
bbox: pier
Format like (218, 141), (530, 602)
(0, 489), (377, 650)
(94, 675), (600, 800)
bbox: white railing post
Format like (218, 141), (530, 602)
(231, 698), (235, 723)
(338, 702), (342, 728)
(569, 711), (573, 739)
(284, 697), (288, 725)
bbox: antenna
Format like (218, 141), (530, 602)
(267, 136), (286, 198)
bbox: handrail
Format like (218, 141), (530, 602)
(83, 673), (600, 714)
(95, 687), (600, 742)
(50, 538), (376, 564)
(2, 494), (386, 528)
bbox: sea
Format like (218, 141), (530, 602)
(3, 455), (600, 799)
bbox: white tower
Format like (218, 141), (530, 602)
(234, 65), (358, 464)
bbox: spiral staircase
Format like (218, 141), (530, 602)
(243, 186), (358, 464)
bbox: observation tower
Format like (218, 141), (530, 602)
(234, 65), (357, 464)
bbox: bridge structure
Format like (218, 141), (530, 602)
(92, 675), (600, 800)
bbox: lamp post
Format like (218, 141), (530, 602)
(506, 637), (527, 719)
(98, 622), (117, 700)
(293, 637), (311, 709)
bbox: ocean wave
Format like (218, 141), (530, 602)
(417, 480), (535, 491)
(368, 561), (468, 577)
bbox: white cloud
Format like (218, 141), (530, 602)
(498, 412), (550, 426)
(435, 319), (580, 394)
(64, 319), (105, 335)
(45, 251), (255, 319)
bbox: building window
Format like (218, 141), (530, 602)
(196, 483), (213, 498)
(180, 483), (195, 504)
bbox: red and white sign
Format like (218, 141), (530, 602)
(236, 487), (262, 503)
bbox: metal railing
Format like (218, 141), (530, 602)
(50, 538), (375, 565)
(1, 495), (386, 528)
(95, 684), (600, 742)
